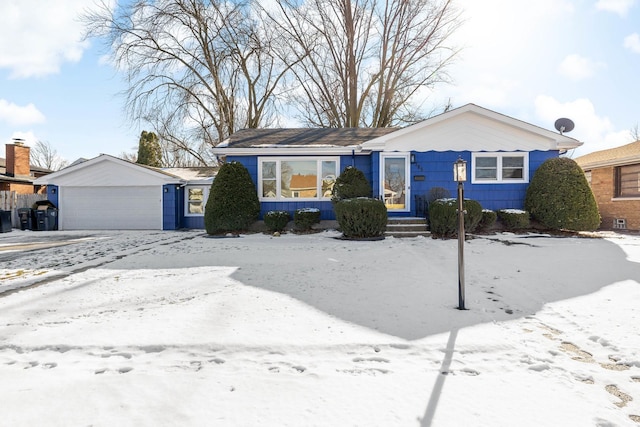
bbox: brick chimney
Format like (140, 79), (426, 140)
(6, 138), (31, 177)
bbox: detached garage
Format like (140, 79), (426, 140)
(34, 155), (214, 231)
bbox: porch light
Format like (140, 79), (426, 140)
(453, 158), (467, 182)
(454, 157), (467, 310)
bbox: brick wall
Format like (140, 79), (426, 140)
(590, 167), (640, 230)
(6, 143), (31, 177)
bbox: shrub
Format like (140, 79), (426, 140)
(332, 166), (371, 201)
(294, 208), (321, 231)
(427, 187), (451, 204)
(264, 210), (290, 232)
(497, 209), (530, 230)
(334, 198), (387, 239)
(428, 198), (483, 237)
(205, 161), (260, 235)
(524, 157), (600, 231)
(478, 209), (497, 231)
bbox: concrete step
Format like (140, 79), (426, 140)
(386, 217), (430, 238)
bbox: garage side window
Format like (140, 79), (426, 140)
(186, 186), (208, 215)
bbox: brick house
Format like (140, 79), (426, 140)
(575, 140), (640, 231)
(0, 140), (52, 194)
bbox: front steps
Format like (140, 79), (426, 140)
(386, 217), (430, 238)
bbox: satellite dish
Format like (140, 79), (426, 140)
(554, 118), (575, 135)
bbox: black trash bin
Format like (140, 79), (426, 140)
(32, 201), (58, 231)
(45, 207), (58, 230)
(33, 208), (47, 231)
(0, 210), (11, 233)
(18, 208), (32, 230)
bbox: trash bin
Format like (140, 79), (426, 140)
(18, 208), (32, 230)
(0, 210), (11, 233)
(45, 207), (58, 230)
(33, 208), (47, 231)
(32, 200), (58, 231)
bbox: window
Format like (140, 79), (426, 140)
(185, 186), (208, 216)
(472, 153), (528, 183)
(615, 164), (640, 198)
(258, 157), (339, 201)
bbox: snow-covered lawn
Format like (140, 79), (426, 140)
(0, 229), (639, 426)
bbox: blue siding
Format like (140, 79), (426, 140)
(229, 154), (371, 220)
(221, 150), (560, 221)
(182, 216), (205, 229)
(162, 185), (181, 230)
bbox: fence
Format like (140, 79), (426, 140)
(0, 191), (48, 228)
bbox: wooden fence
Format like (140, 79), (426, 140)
(0, 191), (48, 228)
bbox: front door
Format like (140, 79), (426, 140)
(381, 153), (410, 212)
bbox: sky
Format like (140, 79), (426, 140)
(0, 0), (639, 164)
(0, 229), (639, 425)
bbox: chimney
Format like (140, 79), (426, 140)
(6, 138), (31, 177)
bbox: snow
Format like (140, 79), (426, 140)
(1, 229), (639, 426)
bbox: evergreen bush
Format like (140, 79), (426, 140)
(524, 157), (600, 231)
(478, 209), (497, 231)
(497, 209), (530, 230)
(294, 208), (321, 231)
(205, 161), (260, 235)
(427, 186), (451, 204)
(334, 198), (387, 239)
(264, 210), (290, 232)
(331, 166), (371, 201)
(428, 198), (483, 237)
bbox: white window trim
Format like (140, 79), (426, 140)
(471, 152), (529, 184)
(258, 157), (340, 201)
(379, 152), (411, 212)
(184, 185), (210, 217)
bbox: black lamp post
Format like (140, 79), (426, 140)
(453, 158), (467, 310)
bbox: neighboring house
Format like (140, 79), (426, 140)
(212, 103), (582, 220)
(34, 154), (216, 230)
(1, 140), (52, 194)
(575, 140), (640, 231)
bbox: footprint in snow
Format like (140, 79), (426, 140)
(605, 384), (633, 408)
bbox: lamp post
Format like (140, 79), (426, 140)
(453, 158), (467, 310)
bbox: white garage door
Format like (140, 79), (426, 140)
(61, 186), (162, 230)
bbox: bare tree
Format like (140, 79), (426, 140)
(84, 0), (296, 166)
(265, 0), (461, 128)
(30, 140), (69, 171)
(631, 123), (640, 142)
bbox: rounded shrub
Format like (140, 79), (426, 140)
(525, 157), (600, 231)
(427, 186), (451, 204)
(334, 198), (387, 239)
(264, 210), (290, 232)
(478, 209), (497, 231)
(428, 198), (483, 237)
(205, 161), (260, 235)
(332, 166), (371, 201)
(294, 208), (321, 231)
(497, 209), (530, 230)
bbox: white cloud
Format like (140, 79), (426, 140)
(534, 95), (630, 157)
(0, 99), (45, 126)
(595, 0), (636, 16)
(6, 130), (38, 147)
(0, 0), (99, 78)
(624, 33), (640, 53)
(557, 54), (605, 81)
